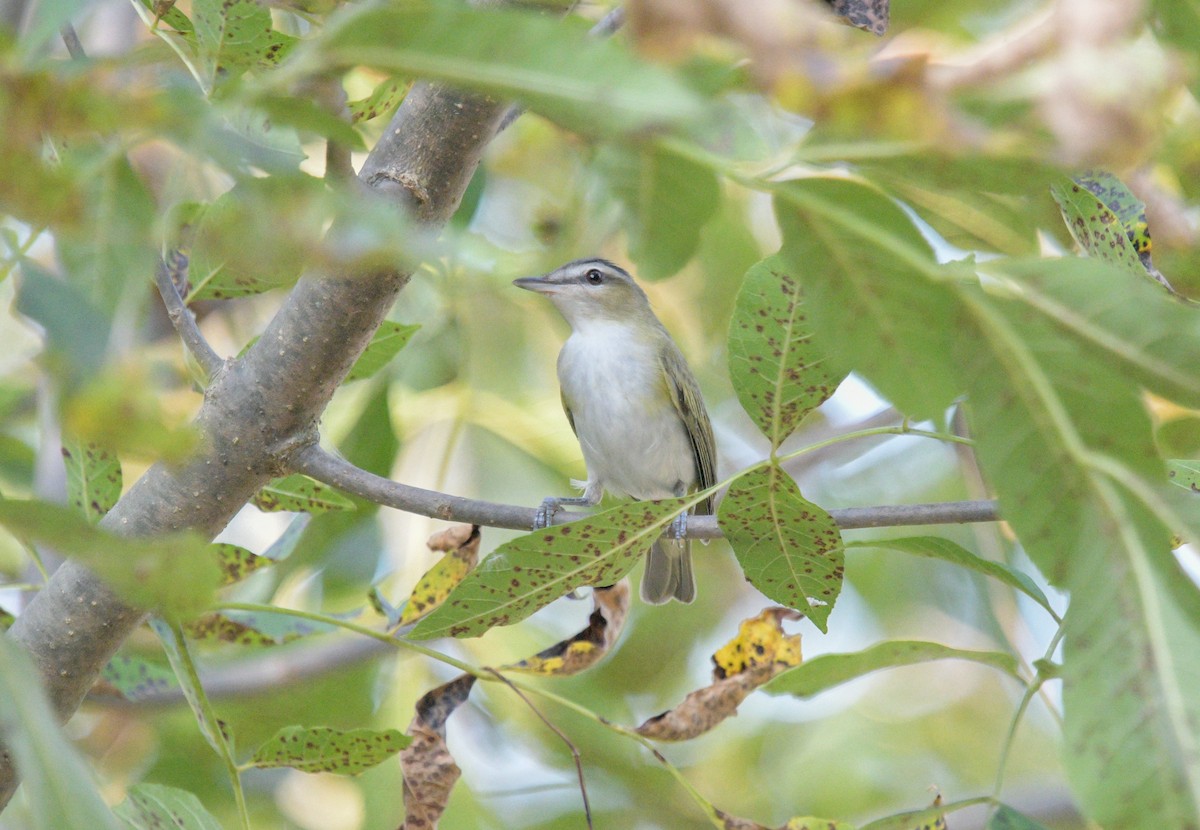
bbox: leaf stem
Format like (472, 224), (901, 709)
(992, 622), (1065, 800)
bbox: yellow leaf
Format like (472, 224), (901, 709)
(399, 525), (480, 626)
(712, 606), (803, 679)
(506, 582), (629, 676)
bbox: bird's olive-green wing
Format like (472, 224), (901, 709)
(659, 341), (717, 515)
(560, 388), (578, 437)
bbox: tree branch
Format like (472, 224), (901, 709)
(154, 251), (226, 381)
(0, 72), (509, 811)
(294, 444), (1000, 534)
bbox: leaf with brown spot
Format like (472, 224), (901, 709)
(348, 76), (409, 124)
(61, 438), (121, 523)
(98, 652), (178, 701)
(249, 726), (409, 775)
(1052, 173), (1165, 288)
(728, 254), (844, 448)
(212, 542), (272, 586)
(115, 782), (222, 830)
(252, 474), (356, 513)
(860, 794), (953, 830)
(1168, 460), (1200, 493)
(718, 465), (843, 632)
(714, 811), (854, 830)
(399, 525), (481, 626)
(824, 0), (888, 35)
(185, 609), (335, 646)
(505, 582), (629, 676)
(410, 496), (693, 639)
(401, 674), (477, 830)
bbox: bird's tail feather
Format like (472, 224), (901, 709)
(641, 537), (695, 604)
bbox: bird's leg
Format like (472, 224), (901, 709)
(534, 483), (603, 530)
(669, 481), (689, 541)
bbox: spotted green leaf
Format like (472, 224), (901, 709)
(728, 255), (843, 448)
(1052, 174), (1155, 283)
(346, 321), (421, 382)
(213, 543), (272, 586)
(185, 609), (334, 646)
(825, 0), (889, 35)
(846, 537), (1053, 616)
(151, 618), (228, 756)
(349, 77), (409, 124)
(249, 726), (410, 775)
(411, 497), (693, 639)
(252, 474), (356, 513)
(61, 439), (122, 522)
(766, 640), (1020, 697)
(1168, 460), (1200, 493)
(115, 783), (222, 830)
(100, 653), (177, 702)
(774, 176), (959, 421)
(193, 0), (296, 84)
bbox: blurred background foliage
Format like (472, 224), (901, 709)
(1, 0), (1198, 827)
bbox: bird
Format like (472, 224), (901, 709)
(513, 258), (717, 604)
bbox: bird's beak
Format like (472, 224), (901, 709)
(513, 275), (556, 294)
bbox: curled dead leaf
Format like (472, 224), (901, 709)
(505, 582), (630, 676)
(399, 526), (481, 626)
(399, 674), (476, 830)
(636, 607), (801, 742)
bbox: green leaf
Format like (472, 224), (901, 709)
(312, 1), (705, 136)
(765, 640), (1020, 697)
(412, 497), (691, 639)
(249, 726), (410, 775)
(252, 474), (357, 513)
(727, 254), (843, 447)
(978, 257), (1200, 409)
(718, 465), (843, 632)
(345, 321), (421, 381)
(101, 653), (178, 702)
(61, 439), (122, 522)
(0, 637), (123, 830)
(1158, 417), (1200, 458)
(598, 141), (720, 280)
(987, 804), (1052, 830)
(151, 618), (228, 756)
(348, 76), (409, 124)
(774, 176), (960, 421)
(213, 542), (273, 585)
(193, 0), (297, 84)
(15, 260), (112, 386)
(1059, 494), (1200, 830)
(846, 537), (1054, 616)
(115, 783), (222, 830)
(186, 609), (335, 646)
(859, 797), (990, 830)
(0, 499), (219, 619)
(1051, 176), (1149, 282)
(1168, 460), (1200, 493)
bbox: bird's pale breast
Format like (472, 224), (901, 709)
(557, 323), (696, 501)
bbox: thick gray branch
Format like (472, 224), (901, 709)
(0, 79), (508, 806)
(295, 444), (1000, 533)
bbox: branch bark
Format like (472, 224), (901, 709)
(0, 79), (508, 807)
(294, 444), (1001, 533)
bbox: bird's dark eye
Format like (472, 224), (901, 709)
(585, 268), (604, 285)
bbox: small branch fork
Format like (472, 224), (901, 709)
(154, 251), (225, 381)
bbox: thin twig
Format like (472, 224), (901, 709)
(485, 668), (593, 829)
(154, 252), (225, 380)
(61, 23), (86, 59)
(495, 7), (626, 133)
(294, 443), (1000, 535)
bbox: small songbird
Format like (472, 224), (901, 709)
(514, 258), (717, 604)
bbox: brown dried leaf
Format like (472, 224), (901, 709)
(635, 664), (775, 741)
(636, 607), (801, 742)
(505, 582), (630, 676)
(400, 674), (476, 830)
